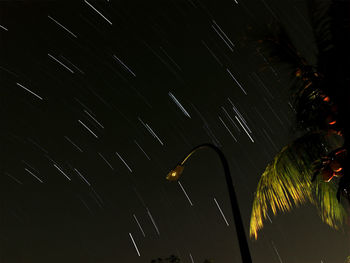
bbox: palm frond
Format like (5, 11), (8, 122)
(314, 177), (347, 229)
(293, 80), (334, 130)
(250, 132), (329, 239)
(257, 21), (310, 74)
(254, 21), (322, 112)
(307, 0), (334, 56)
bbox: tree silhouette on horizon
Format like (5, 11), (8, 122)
(150, 255), (214, 263)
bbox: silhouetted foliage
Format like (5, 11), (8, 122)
(249, 0), (350, 239)
(150, 255), (180, 263)
(150, 255), (214, 263)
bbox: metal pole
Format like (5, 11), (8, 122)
(171, 143), (252, 263)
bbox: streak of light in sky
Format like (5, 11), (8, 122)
(271, 241), (283, 263)
(201, 40), (223, 66)
(134, 140), (151, 160)
(22, 160), (39, 173)
(74, 168), (91, 186)
(140, 119), (164, 146)
(64, 136), (83, 152)
(212, 20), (235, 49)
(133, 187), (148, 209)
(192, 104), (222, 147)
(129, 233), (141, 256)
(250, 72), (274, 99)
(47, 15), (77, 38)
(78, 196), (93, 214)
(178, 181), (194, 206)
(74, 98), (93, 113)
(226, 69), (247, 95)
(48, 53), (74, 73)
(84, 0), (112, 25)
(5, 172), (23, 185)
(218, 116), (237, 142)
(266, 211), (273, 223)
(78, 119), (99, 138)
(91, 187), (104, 205)
(235, 116), (254, 142)
(116, 151), (132, 173)
(213, 197), (229, 226)
(147, 208), (160, 236)
(25, 168), (43, 183)
(263, 97), (284, 125)
(142, 41), (179, 77)
(262, 128), (278, 151)
(221, 106), (241, 132)
(211, 24), (234, 52)
(133, 214), (146, 237)
(28, 138), (48, 154)
(84, 110), (104, 129)
(60, 56), (84, 74)
(159, 47), (182, 71)
(0, 24), (8, 31)
(89, 192), (103, 209)
(0, 65), (18, 77)
(113, 55), (136, 77)
(53, 164), (71, 181)
(16, 82), (43, 100)
(138, 117), (164, 146)
(228, 98), (250, 132)
(253, 107), (274, 134)
(168, 92), (191, 118)
(97, 152), (114, 170)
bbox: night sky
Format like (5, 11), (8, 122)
(0, 1), (349, 262)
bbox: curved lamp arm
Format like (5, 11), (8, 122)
(166, 143), (252, 263)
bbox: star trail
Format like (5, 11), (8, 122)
(1, 1), (349, 263)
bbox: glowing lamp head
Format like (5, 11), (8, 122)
(166, 165), (184, 181)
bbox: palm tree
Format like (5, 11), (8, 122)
(249, 0), (350, 239)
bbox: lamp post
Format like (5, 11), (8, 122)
(166, 143), (252, 263)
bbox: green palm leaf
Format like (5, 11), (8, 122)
(250, 132), (347, 239)
(314, 177), (347, 230)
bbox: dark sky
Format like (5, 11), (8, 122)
(0, 1), (349, 263)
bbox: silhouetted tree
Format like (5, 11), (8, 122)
(150, 255), (180, 263)
(249, 0), (350, 239)
(150, 255), (214, 263)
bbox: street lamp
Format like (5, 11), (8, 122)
(166, 143), (252, 263)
